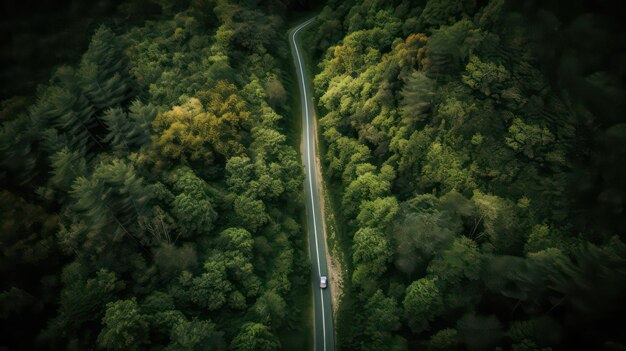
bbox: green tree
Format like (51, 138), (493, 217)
(78, 25), (131, 110)
(428, 328), (458, 351)
(352, 227), (392, 284)
(49, 147), (88, 193)
(189, 259), (232, 311)
(97, 298), (148, 351)
(401, 71), (435, 126)
(356, 196), (399, 229)
(462, 55), (509, 97)
(505, 118), (555, 160)
(360, 290), (401, 351)
(403, 277), (443, 333)
(229, 322), (280, 351)
(427, 237), (482, 286)
(252, 291), (287, 329)
(168, 318), (223, 351)
(472, 190), (527, 254)
(419, 0), (474, 27)
(233, 195), (268, 232)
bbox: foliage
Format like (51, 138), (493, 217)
(0, 2), (304, 349)
(312, 0), (626, 349)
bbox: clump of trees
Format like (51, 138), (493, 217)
(311, 0), (626, 349)
(0, 1), (305, 349)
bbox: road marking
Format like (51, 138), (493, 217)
(291, 18), (327, 351)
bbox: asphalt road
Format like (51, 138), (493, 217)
(290, 18), (335, 351)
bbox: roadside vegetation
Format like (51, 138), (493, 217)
(0, 1), (315, 350)
(308, 0), (626, 350)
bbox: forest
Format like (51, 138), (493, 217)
(306, 0), (626, 350)
(1, 0), (316, 350)
(1, 0), (625, 350)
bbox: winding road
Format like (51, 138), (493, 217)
(289, 18), (335, 351)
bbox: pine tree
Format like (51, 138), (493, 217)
(78, 25), (132, 111)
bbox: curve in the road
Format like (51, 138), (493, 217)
(290, 18), (335, 351)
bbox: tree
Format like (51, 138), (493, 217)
(472, 190), (527, 254)
(505, 118), (555, 160)
(229, 323), (280, 351)
(427, 237), (482, 286)
(252, 291), (287, 329)
(342, 171), (391, 218)
(168, 318), (223, 351)
(151, 98), (214, 165)
(97, 298), (148, 351)
(47, 268), (120, 337)
(264, 76), (286, 108)
(168, 167), (218, 237)
(189, 259), (232, 311)
(356, 196), (399, 229)
(403, 277), (444, 333)
(352, 227), (392, 284)
(421, 141), (475, 193)
(201, 80), (251, 157)
(419, 0), (474, 28)
(233, 195), (268, 232)
(102, 108), (132, 152)
(401, 71), (435, 126)
(462, 55), (509, 97)
(428, 329), (458, 351)
(49, 147), (88, 193)
(393, 210), (455, 276)
(102, 101), (156, 153)
(78, 25), (131, 110)
(360, 290), (401, 351)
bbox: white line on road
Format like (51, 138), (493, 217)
(291, 18), (327, 351)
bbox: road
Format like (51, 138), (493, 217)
(289, 18), (335, 351)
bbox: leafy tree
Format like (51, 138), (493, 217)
(252, 291), (287, 329)
(233, 194), (268, 232)
(427, 237), (482, 286)
(97, 298), (148, 351)
(428, 328), (458, 351)
(342, 170), (391, 218)
(264, 76), (286, 108)
(472, 190), (527, 254)
(356, 196), (399, 229)
(189, 259), (232, 311)
(419, 0), (474, 28)
(393, 210), (455, 276)
(151, 98), (214, 165)
(168, 318), (223, 351)
(352, 227), (392, 284)
(403, 277), (443, 333)
(505, 118), (555, 160)
(462, 55), (510, 97)
(360, 290), (401, 351)
(229, 322), (280, 351)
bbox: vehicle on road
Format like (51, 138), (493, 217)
(320, 276), (327, 289)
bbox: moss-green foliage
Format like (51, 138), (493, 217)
(0, 1), (305, 349)
(311, 0), (626, 349)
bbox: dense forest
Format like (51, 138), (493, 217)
(2, 0), (626, 350)
(1, 0), (317, 349)
(307, 0), (626, 350)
